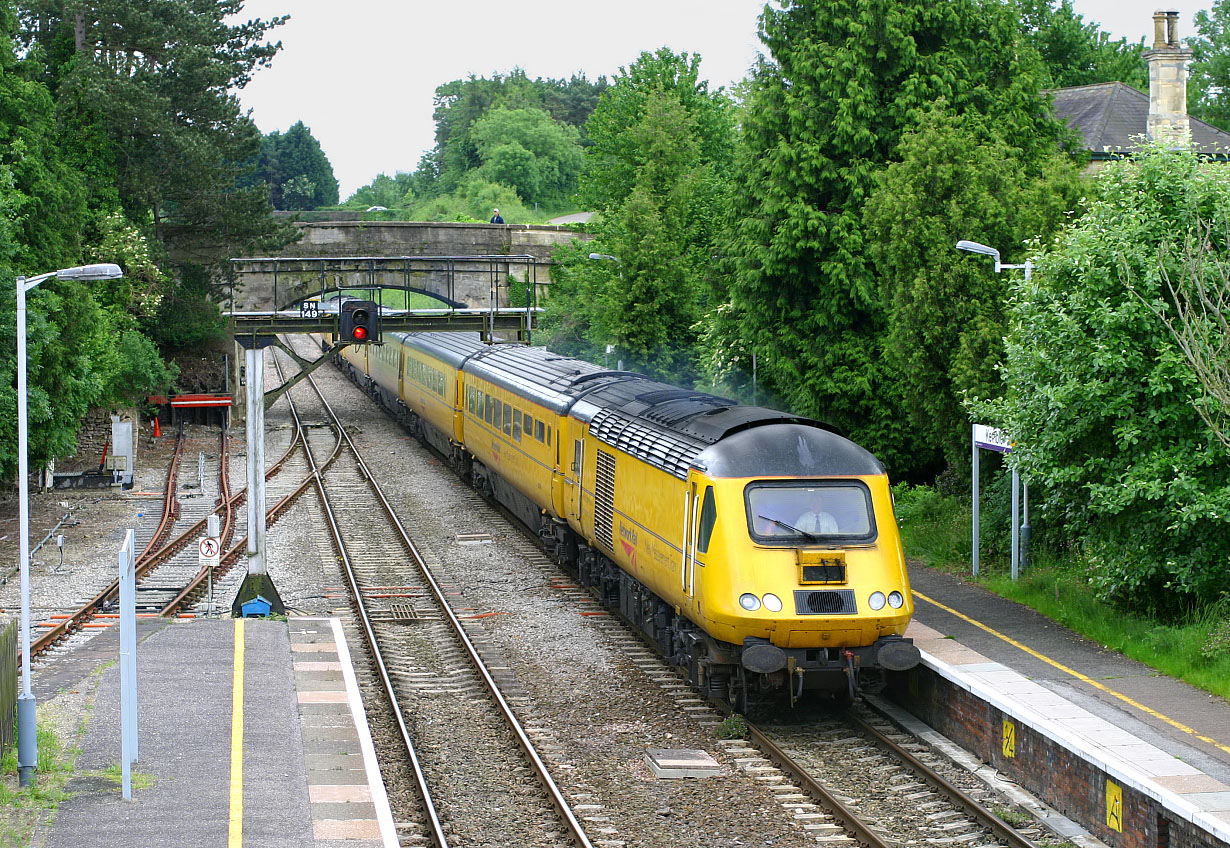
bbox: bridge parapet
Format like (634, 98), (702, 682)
(229, 221), (590, 311)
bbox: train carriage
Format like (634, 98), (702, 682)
(335, 328), (919, 705)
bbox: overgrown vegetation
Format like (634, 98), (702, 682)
(976, 144), (1230, 615)
(898, 484), (1230, 700)
(0, 722), (75, 846)
(0, 0), (294, 482)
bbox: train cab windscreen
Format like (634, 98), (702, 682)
(746, 482), (875, 543)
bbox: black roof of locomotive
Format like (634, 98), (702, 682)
(696, 424), (884, 479)
(399, 334), (883, 480)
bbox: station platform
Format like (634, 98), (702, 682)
(904, 564), (1230, 845)
(38, 616), (398, 848)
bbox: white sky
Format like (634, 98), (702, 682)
(232, 1), (1214, 198)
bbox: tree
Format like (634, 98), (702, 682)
(864, 104), (1083, 469)
(0, 3), (173, 481)
(1018, 0), (1146, 90)
(0, 2), (86, 272)
(719, 0), (1070, 477)
(344, 172), (415, 209)
(254, 120), (339, 210)
(1140, 226), (1230, 455)
(580, 47), (735, 212)
(19, 1), (292, 301)
(541, 52), (735, 383)
(1188, 1), (1230, 131)
(414, 70), (605, 199)
(978, 143), (1230, 613)
(470, 107), (583, 208)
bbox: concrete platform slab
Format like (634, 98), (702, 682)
(37, 615), (397, 847)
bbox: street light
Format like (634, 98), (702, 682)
(587, 253), (623, 368)
(588, 252), (620, 264)
(955, 239), (1031, 281)
(955, 241), (1031, 580)
(16, 263), (123, 786)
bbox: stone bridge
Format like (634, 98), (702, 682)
(227, 221), (592, 312)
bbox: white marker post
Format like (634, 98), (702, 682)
(118, 528), (137, 799)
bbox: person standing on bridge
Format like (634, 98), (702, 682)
(490, 208), (504, 224)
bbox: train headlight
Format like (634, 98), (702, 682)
(762, 593), (783, 612)
(868, 591), (887, 611)
(739, 593), (762, 611)
(888, 591), (905, 609)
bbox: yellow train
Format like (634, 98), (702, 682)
(335, 330), (919, 706)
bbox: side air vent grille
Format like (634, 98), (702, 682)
(589, 408), (704, 480)
(794, 590), (857, 616)
(594, 450), (616, 551)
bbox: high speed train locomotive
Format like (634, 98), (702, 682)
(334, 330), (920, 705)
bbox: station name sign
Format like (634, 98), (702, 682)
(973, 423), (1012, 454)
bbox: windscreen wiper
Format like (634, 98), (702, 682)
(757, 515), (820, 542)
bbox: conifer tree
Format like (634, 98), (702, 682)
(720, 0), (1067, 475)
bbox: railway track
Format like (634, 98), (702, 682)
(273, 341), (592, 848)
(27, 374), (327, 660)
(305, 332), (1064, 847)
(27, 427), (226, 660)
(740, 705), (1049, 848)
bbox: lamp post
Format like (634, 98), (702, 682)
(16, 263), (123, 786)
(955, 241), (1031, 579)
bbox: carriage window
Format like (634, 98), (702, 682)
(535, 420), (545, 442)
(486, 397), (496, 425)
(513, 410), (522, 441)
(745, 482), (875, 543)
(524, 412), (533, 435)
(547, 426), (552, 446)
(503, 404), (513, 435)
(697, 486), (717, 553)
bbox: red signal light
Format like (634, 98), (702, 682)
(354, 326), (368, 341)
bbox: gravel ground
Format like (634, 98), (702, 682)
(0, 336), (1060, 848)
(287, 336), (822, 847)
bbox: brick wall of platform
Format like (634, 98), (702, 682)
(885, 667), (1220, 848)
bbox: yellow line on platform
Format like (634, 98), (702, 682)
(229, 618), (245, 847)
(913, 590), (1230, 756)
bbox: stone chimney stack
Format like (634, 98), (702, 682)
(1144, 9), (1192, 143)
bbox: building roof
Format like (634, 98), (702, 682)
(1049, 81), (1230, 157)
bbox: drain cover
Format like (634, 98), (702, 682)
(455, 533), (493, 545)
(390, 602), (419, 623)
(644, 749), (721, 779)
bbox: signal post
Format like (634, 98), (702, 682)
(231, 332), (286, 615)
(227, 289), (531, 615)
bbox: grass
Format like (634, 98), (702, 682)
(0, 722), (76, 847)
(333, 287), (457, 310)
(896, 485), (1230, 701)
(96, 763), (154, 791)
(714, 714), (749, 740)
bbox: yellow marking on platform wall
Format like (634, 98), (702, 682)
(1002, 719), (1016, 758)
(914, 591), (1230, 756)
(1106, 779), (1123, 832)
(229, 619), (245, 847)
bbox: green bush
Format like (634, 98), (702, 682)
(978, 143), (1230, 615)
